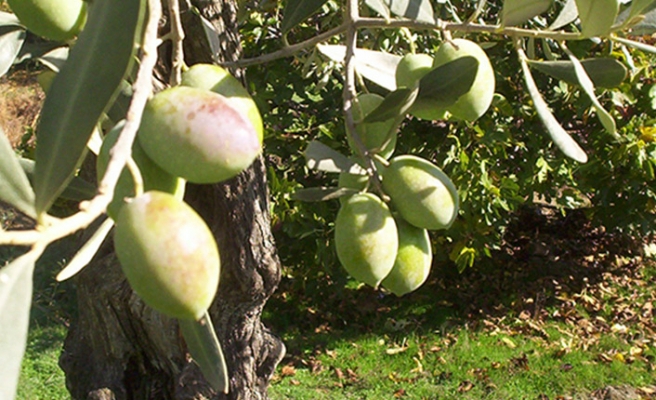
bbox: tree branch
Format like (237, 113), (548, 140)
(0, 0), (162, 248)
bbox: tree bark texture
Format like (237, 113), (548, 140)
(59, 1), (284, 398)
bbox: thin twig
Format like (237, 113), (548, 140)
(168, 0), (185, 85)
(0, 0), (162, 247)
(224, 23), (349, 68)
(229, 18), (585, 69)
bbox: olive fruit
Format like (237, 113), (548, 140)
(432, 39), (495, 121)
(114, 191), (220, 320)
(381, 217), (432, 296)
(337, 170), (368, 205)
(348, 93), (398, 159)
(396, 53), (449, 121)
(96, 122), (185, 220)
(138, 86), (261, 184)
(395, 53), (434, 88)
(334, 193), (398, 288)
(382, 155), (459, 231)
(181, 63), (264, 143)
(7, 0), (86, 41)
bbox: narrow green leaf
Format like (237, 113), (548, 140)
(520, 56), (588, 163)
(14, 41), (61, 65)
(179, 312), (229, 394)
(528, 58), (627, 88)
(387, 0), (435, 24)
(417, 56), (479, 107)
(281, 0), (328, 33)
(18, 157), (95, 202)
(0, 11), (22, 27)
(627, 6), (656, 35)
(575, 0), (620, 37)
(305, 141), (359, 173)
(36, 46), (69, 73)
(628, 0), (656, 20)
(0, 249), (39, 400)
(56, 218), (113, 281)
(0, 27), (25, 78)
(365, 0), (391, 18)
(502, 0), (553, 26)
(565, 52), (619, 139)
(363, 87), (418, 123)
(199, 14), (222, 62)
(293, 187), (358, 202)
(317, 45), (402, 91)
(549, 0), (578, 29)
(33, 0), (146, 215)
(613, 35), (656, 54)
(0, 126), (35, 218)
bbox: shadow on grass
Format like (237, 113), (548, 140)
(265, 206), (649, 357)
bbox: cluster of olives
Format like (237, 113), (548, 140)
(99, 64), (263, 320)
(333, 39), (495, 296)
(398, 38), (495, 122)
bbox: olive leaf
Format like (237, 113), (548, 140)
(626, 0), (656, 22)
(305, 141), (360, 173)
(0, 25), (25, 78)
(613, 35), (656, 54)
(179, 312), (229, 394)
(549, 0), (578, 30)
(417, 56), (479, 107)
(564, 51), (618, 140)
(528, 58), (627, 88)
(574, 0), (620, 37)
(56, 218), (114, 282)
(501, 0), (553, 27)
(317, 45), (402, 91)
(519, 53), (588, 163)
(386, 0), (435, 24)
(293, 187), (360, 202)
(281, 0), (329, 33)
(363, 87), (419, 123)
(0, 126), (36, 218)
(36, 46), (69, 73)
(0, 249), (40, 400)
(364, 0), (391, 18)
(626, 6), (656, 35)
(18, 157), (96, 202)
(33, 0), (146, 215)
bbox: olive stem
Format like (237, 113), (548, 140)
(0, 0), (162, 247)
(168, 0), (186, 86)
(228, 18), (588, 69)
(342, 0), (388, 202)
(125, 156), (145, 197)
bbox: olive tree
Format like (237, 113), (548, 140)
(1, 0), (655, 399)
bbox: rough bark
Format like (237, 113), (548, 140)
(59, 1), (284, 398)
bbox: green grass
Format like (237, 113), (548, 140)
(268, 324), (655, 399)
(17, 325), (69, 400)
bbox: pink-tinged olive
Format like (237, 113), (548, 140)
(138, 86), (261, 184)
(432, 39), (495, 122)
(381, 217), (432, 296)
(382, 155), (459, 231)
(96, 122), (185, 220)
(181, 63), (264, 143)
(7, 0), (86, 41)
(334, 193), (398, 288)
(114, 191), (220, 320)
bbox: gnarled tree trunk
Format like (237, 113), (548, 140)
(59, 1), (284, 398)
